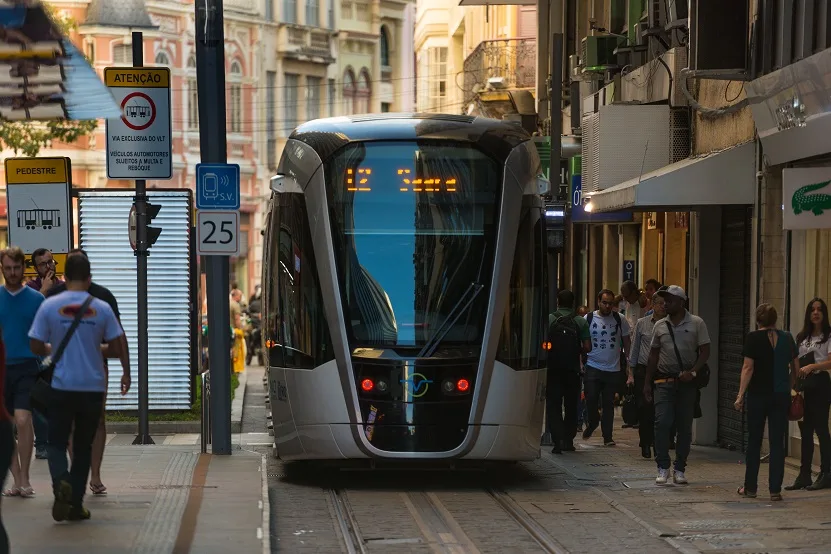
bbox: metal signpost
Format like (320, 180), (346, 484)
(4, 157), (72, 277)
(196, 0), (234, 455)
(105, 32), (173, 446)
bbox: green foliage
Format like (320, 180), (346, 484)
(0, 4), (96, 157)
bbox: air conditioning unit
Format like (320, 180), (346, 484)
(688, 0), (750, 79)
(581, 36), (619, 72)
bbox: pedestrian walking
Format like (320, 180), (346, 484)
(644, 285), (710, 485)
(28, 254), (129, 522)
(0, 334), (14, 553)
(45, 248), (129, 496)
(785, 297), (831, 491)
(735, 304), (798, 501)
(628, 294), (667, 458)
(547, 289), (592, 454)
(582, 289), (632, 446)
(0, 246), (44, 498)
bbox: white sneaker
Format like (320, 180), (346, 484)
(673, 470), (688, 485)
(656, 468), (670, 485)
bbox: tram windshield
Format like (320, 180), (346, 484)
(325, 140), (501, 351)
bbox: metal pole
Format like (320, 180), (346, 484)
(196, 0), (232, 455)
(132, 31), (153, 446)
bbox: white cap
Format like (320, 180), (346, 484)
(657, 285), (687, 301)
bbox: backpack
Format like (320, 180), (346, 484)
(548, 313), (582, 371)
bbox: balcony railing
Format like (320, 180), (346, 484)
(278, 26), (333, 63)
(462, 38), (537, 103)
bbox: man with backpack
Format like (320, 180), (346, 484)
(583, 289), (632, 446)
(547, 290), (592, 454)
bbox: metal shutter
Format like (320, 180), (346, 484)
(518, 6), (537, 38)
(78, 190), (194, 411)
(717, 206), (751, 451)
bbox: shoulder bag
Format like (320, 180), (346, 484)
(665, 321), (711, 389)
(30, 295), (94, 414)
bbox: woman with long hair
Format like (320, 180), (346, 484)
(0, 334), (13, 553)
(786, 298), (831, 491)
(735, 304), (798, 500)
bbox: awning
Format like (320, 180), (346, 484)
(586, 142), (756, 213)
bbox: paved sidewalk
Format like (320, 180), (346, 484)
(5, 438), (267, 554)
(546, 424), (831, 553)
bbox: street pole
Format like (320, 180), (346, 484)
(132, 31), (154, 445)
(195, 0), (232, 455)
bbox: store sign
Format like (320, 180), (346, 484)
(570, 175), (634, 224)
(783, 168), (831, 230)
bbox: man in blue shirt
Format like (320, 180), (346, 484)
(29, 253), (128, 522)
(0, 246), (44, 498)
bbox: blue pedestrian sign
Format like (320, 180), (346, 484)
(196, 163), (240, 210)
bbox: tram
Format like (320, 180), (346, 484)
(263, 114), (550, 461)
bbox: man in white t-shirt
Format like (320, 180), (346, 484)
(28, 254), (129, 523)
(583, 289), (632, 446)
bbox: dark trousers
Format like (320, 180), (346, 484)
(46, 389), (104, 507)
(654, 381), (696, 471)
(547, 369), (582, 446)
(634, 365), (654, 448)
(584, 366), (620, 441)
(800, 378), (831, 474)
(0, 419), (13, 554)
(744, 392), (789, 493)
(33, 408), (48, 450)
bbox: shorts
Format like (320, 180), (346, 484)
(4, 359), (40, 413)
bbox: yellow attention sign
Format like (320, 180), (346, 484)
(23, 252), (68, 278)
(5, 157), (68, 184)
(104, 68), (170, 88)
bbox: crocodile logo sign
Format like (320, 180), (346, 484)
(784, 169), (831, 230)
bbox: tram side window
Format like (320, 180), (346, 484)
(495, 204), (548, 370)
(271, 194), (335, 369)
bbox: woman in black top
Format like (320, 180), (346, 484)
(735, 304), (798, 501)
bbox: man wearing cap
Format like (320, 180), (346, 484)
(644, 285), (710, 486)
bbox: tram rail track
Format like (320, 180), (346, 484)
(329, 488), (368, 554)
(486, 488), (570, 554)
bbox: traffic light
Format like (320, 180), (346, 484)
(147, 202), (162, 248)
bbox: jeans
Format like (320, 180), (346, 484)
(634, 365), (654, 448)
(46, 389), (104, 507)
(800, 373), (831, 474)
(0, 419), (13, 554)
(654, 380), (696, 471)
(744, 392), (789, 494)
(546, 369), (582, 446)
(584, 366), (620, 441)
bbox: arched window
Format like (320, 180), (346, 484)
(155, 51), (170, 66)
(356, 68), (371, 114)
(229, 60), (243, 132)
(380, 26), (390, 67)
(342, 68), (356, 116)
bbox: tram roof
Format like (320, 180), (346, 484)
(289, 113), (532, 161)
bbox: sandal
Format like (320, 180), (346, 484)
(18, 487), (34, 498)
(770, 493), (783, 501)
(89, 483), (107, 495)
(737, 486), (757, 498)
(2, 488), (19, 497)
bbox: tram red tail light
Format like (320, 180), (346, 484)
(361, 378), (374, 392)
(456, 379), (470, 392)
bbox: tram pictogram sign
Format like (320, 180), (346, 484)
(104, 67), (172, 180)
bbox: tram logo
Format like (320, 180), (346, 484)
(400, 373), (433, 398)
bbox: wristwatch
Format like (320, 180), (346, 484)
(690, 370), (698, 378)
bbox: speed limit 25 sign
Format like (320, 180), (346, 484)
(196, 210), (240, 256)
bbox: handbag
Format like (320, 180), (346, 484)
(789, 392), (805, 421)
(30, 295), (94, 414)
(665, 321), (711, 389)
(621, 386), (638, 426)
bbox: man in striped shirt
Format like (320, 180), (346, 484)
(628, 294), (666, 459)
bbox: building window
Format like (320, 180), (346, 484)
(307, 76), (321, 121)
(229, 61), (242, 133)
(188, 79), (199, 129)
(328, 0), (335, 28)
(341, 1), (352, 20)
(113, 44), (131, 64)
(155, 51), (170, 66)
(284, 0), (297, 23)
(329, 78), (336, 117)
(265, 0), (274, 21)
(266, 71), (277, 169)
(85, 41), (95, 62)
(381, 102), (391, 113)
(284, 73), (299, 135)
(356, 68), (371, 114)
(306, 0), (319, 27)
(380, 26), (390, 67)
(427, 47), (447, 111)
(355, 0), (370, 22)
(342, 69), (356, 115)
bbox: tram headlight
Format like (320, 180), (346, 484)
(376, 379), (388, 392)
(442, 380), (455, 393)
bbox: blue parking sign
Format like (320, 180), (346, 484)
(196, 163), (240, 210)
